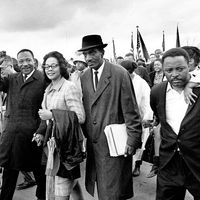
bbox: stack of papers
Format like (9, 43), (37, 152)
(104, 123), (127, 157)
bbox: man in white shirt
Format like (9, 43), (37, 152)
(150, 48), (200, 200)
(120, 60), (153, 176)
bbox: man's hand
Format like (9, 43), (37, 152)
(124, 144), (136, 157)
(142, 120), (153, 128)
(32, 133), (44, 146)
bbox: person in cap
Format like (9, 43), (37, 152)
(78, 34), (142, 200)
(70, 53), (88, 94)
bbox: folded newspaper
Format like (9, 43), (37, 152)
(104, 123), (127, 157)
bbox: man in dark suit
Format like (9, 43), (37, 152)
(79, 35), (142, 200)
(0, 49), (46, 200)
(150, 48), (200, 200)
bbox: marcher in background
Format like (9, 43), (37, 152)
(154, 49), (163, 59)
(146, 53), (156, 74)
(181, 46), (200, 76)
(149, 58), (166, 87)
(116, 56), (124, 65)
(70, 53), (88, 93)
(120, 60), (153, 177)
(0, 49), (46, 200)
(151, 48), (200, 200)
(124, 53), (151, 87)
(79, 34), (142, 200)
(0, 54), (16, 189)
(35, 51), (85, 200)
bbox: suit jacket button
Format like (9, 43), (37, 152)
(93, 121), (97, 125)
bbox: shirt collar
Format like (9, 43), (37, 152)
(166, 82), (173, 93)
(23, 69), (35, 79)
(92, 60), (105, 75)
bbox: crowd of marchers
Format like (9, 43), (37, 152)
(0, 35), (200, 200)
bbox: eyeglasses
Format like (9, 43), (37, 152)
(43, 63), (59, 70)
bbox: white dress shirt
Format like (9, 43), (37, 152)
(92, 60), (105, 90)
(166, 83), (188, 134)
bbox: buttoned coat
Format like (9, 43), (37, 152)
(81, 61), (142, 200)
(0, 70), (46, 171)
(150, 81), (200, 183)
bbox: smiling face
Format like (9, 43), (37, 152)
(44, 57), (61, 81)
(163, 56), (190, 90)
(17, 51), (35, 75)
(154, 60), (162, 72)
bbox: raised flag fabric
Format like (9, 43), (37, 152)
(136, 26), (149, 62)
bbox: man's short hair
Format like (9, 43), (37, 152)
(120, 60), (137, 74)
(162, 48), (190, 64)
(125, 53), (134, 58)
(117, 56), (123, 60)
(17, 49), (34, 58)
(181, 46), (200, 66)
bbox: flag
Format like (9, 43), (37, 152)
(112, 38), (116, 63)
(162, 31), (165, 52)
(176, 25), (180, 47)
(130, 32), (134, 57)
(136, 26), (149, 62)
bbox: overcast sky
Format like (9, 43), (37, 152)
(0, 0), (200, 62)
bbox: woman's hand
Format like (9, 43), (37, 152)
(38, 109), (53, 120)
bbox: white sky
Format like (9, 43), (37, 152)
(0, 0), (200, 62)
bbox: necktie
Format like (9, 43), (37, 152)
(23, 74), (27, 82)
(94, 70), (98, 90)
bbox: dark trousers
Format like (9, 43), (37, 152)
(0, 166), (46, 200)
(156, 151), (200, 200)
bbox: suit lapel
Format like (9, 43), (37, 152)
(15, 73), (24, 88)
(91, 62), (111, 105)
(20, 70), (38, 89)
(159, 82), (168, 122)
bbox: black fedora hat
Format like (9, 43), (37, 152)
(78, 34), (108, 52)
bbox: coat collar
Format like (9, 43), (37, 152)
(16, 70), (41, 88)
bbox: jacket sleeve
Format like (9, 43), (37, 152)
(35, 120), (47, 136)
(121, 71), (142, 149)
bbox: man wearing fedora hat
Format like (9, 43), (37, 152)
(79, 34), (142, 200)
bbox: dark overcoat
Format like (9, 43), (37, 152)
(81, 61), (142, 200)
(150, 81), (200, 183)
(0, 70), (46, 171)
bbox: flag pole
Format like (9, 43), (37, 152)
(162, 30), (165, 52)
(112, 38), (117, 63)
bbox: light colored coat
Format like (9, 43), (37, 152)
(42, 77), (85, 124)
(81, 61), (142, 200)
